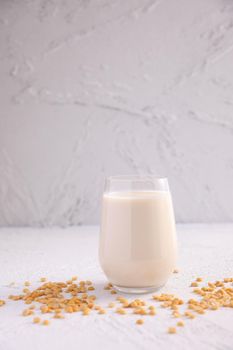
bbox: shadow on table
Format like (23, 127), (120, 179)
(91, 280), (120, 304)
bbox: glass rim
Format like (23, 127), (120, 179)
(106, 175), (168, 182)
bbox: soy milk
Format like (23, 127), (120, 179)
(99, 191), (177, 288)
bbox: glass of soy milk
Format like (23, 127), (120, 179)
(99, 175), (177, 294)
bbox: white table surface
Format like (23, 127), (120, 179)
(0, 224), (232, 350)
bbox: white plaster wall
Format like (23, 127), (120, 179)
(0, 0), (233, 226)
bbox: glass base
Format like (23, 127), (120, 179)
(113, 284), (164, 294)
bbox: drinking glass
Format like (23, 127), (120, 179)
(99, 175), (177, 294)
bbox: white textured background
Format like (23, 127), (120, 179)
(0, 0), (233, 226)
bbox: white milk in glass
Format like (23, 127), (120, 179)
(99, 191), (177, 289)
